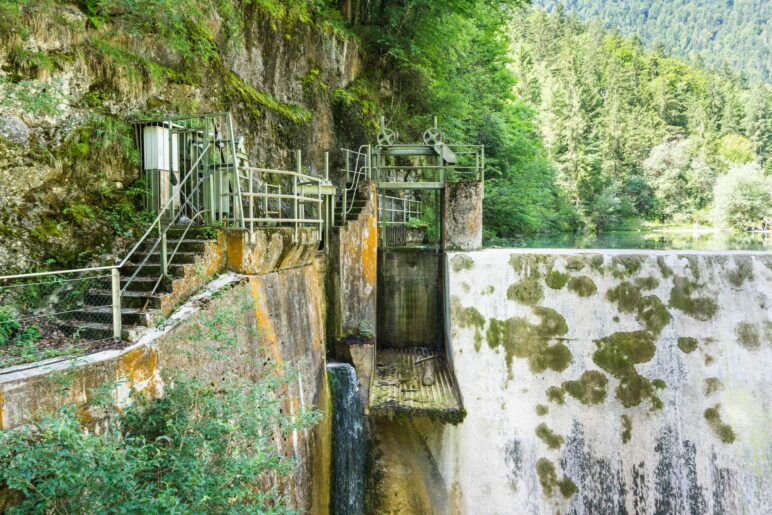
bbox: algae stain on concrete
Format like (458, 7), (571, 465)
(668, 276), (718, 321)
(545, 270), (569, 289)
(566, 254), (604, 272)
(486, 308), (571, 373)
(621, 414), (632, 443)
(568, 276), (597, 297)
(704, 405), (736, 444)
(677, 337), (699, 353)
(535, 422), (564, 449)
(535, 404), (549, 416)
(607, 283), (671, 335)
(451, 296), (485, 351)
(593, 331), (663, 409)
(451, 254), (475, 273)
(535, 458), (577, 499)
(704, 377), (723, 396)
(546, 386), (566, 405)
(507, 278), (544, 306)
(727, 255), (754, 287)
(635, 276), (659, 290)
(656, 256), (673, 277)
(481, 285), (495, 295)
(611, 254), (646, 277)
(562, 370), (608, 405)
(735, 322), (761, 350)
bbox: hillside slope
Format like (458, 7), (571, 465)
(535, 0), (771, 83)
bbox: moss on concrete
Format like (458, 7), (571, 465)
(704, 405), (736, 444)
(677, 337), (699, 353)
(704, 377), (723, 396)
(486, 308), (571, 373)
(637, 295), (672, 335)
(566, 254), (605, 272)
(611, 254), (646, 277)
(507, 278), (544, 306)
(735, 322), (760, 350)
(536, 458), (577, 499)
(607, 283), (671, 335)
(680, 255), (701, 280)
(481, 285), (495, 295)
(635, 277), (659, 290)
(704, 354), (715, 365)
(607, 282), (641, 312)
(545, 270), (569, 289)
(621, 414), (632, 443)
(535, 404), (549, 416)
(562, 370), (608, 405)
(546, 386), (565, 404)
(593, 331), (662, 409)
(652, 379), (666, 389)
(668, 276), (718, 321)
(657, 256), (673, 278)
(450, 254), (475, 273)
(568, 276), (597, 297)
(727, 256), (753, 287)
(535, 423), (564, 449)
(451, 296), (486, 351)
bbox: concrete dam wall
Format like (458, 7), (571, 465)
(371, 249), (771, 513)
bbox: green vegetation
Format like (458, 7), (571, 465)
(704, 404), (736, 444)
(507, 278), (544, 306)
(545, 270), (569, 289)
(535, 0), (771, 82)
(0, 371), (319, 512)
(713, 164), (772, 231)
(507, 8), (771, 232)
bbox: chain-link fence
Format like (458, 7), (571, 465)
(0, 269), (120, 368)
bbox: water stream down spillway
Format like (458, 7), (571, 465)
(327, 362), (366, 515)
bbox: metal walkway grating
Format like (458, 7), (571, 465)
(368, 347), (464, 423)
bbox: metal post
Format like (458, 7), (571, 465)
(159, 220), (168, 277)
(249, 169), (254, 234)
(111, 268), (122, 339)
(324, 151), (329, 182)
(294, 150), (300, 242)
(345, 151), (350, 184)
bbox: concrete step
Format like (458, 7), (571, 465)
(165, 226), (217, 239)
(59, 321), (141, 341)
(121, 263), (187, 277)
(99, 275), (172, 293)
(139, 239), (210, 253)
(62, 306), (152, 326)
(132, 251), (198, 265)
(89, 289), (163, 309)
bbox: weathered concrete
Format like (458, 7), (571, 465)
(377, 248), (442, 348)
(331, 181), (378, 338)
(443, 180), (483, 251)
(0, 264), (331, 512)
(370, 249), (771, 514)
(225, 227), (320, 274)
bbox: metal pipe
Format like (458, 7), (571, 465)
(111, 268), (121, 339)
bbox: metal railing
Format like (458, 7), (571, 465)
(378, 194), (422, 225)
(239, 150), (326, 241)
(339, 145), (371, 224)
(373, 144), (484, 185)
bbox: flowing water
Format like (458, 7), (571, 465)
(328, 362), (366, 515)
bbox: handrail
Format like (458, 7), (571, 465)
(119, 143), (212, 269)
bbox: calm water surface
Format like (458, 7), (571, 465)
(488, 230), (772, 251)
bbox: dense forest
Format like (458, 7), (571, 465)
(353, 1), (771, 236)
(534, 0), (771, 83)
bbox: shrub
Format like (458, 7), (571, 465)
(713, 163), (772, 230)
(0, 371), (319, 513)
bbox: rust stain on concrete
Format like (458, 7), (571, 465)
(117, 346), (160, 397)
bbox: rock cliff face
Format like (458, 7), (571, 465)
(370, 249), (771, 514)
(0, 2), (365, 274)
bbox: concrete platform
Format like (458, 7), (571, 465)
(368, 347), (464, 423)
